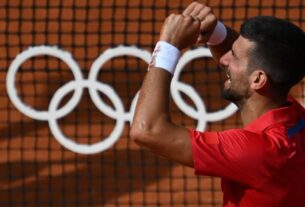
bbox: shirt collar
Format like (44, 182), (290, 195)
(244, 97), (303, 132)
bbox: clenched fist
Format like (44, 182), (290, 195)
(182, 2), (218, 44)
(159, 2), (218, 50)
(159, 14), (201, 50)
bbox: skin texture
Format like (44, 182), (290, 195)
(130, 2), (287, 167)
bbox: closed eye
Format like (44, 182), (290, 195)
(231, 49), (237, 58)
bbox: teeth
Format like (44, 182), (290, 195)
(226, 71), (230, 79)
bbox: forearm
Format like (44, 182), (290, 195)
(131, 68), (172, 136)
(130, 4), (232, 167)
(130, 67), (193, 167)
(129, 14), (200, 166)
(130, 14), (200, 147)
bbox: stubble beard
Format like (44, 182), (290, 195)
(221, 83), (246, 108)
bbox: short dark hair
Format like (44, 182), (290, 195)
(240, 16), (305, 92)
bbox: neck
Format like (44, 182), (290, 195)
(239, 93), (287, 126)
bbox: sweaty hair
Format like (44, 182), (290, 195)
(240, 16), (305, 92)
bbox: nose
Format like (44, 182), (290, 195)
(219, 51), (230, 69)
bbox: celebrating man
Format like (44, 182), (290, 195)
(130, 2), (305, 206)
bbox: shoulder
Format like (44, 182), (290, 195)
(191, 128), (275, 150)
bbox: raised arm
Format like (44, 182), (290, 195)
(130, 2), (238, 167)
(130, 14), (199, 167)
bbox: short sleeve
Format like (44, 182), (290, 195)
(190, 128), (287, 188)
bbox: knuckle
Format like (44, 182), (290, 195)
(184, 15), (194, 22)
(205, 6), (212, 13)
(168, 13), (176, 18)
(192, 1), (204, 9)
(166, 14), (177, 21)
(209, 14), (217, 21)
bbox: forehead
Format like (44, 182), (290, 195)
(232, 36), (255, 56)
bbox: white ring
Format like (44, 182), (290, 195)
(6, 45), (238, 154)
(88, 45), (151, 121)
(171, 47), (237, 131)
(6, 46), (83, 120)
(48, 80), (125, 154)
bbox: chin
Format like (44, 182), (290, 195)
(222, 89), (233, 101)
(221, 89), (242, 106)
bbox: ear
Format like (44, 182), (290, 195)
(249, 70), (268, 90)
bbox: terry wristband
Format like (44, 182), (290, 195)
(149, 41), (180, 75)
(207, 21), (227, 45)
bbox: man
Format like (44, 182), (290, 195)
(130, 2), (305, 206)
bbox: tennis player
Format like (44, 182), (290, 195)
(130, 2), (305, 206)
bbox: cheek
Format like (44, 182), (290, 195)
(230, 62), (248, 81)
(235, 74), (250, 92)
(230, 70), (249, 89)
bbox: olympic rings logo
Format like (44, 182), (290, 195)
(6, 46), (238, 154)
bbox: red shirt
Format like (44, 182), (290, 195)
(190, 97), (305, 207)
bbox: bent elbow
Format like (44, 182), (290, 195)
(129, 121), (156, 147)
(129, 126), (144, 145)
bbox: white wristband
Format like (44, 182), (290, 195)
(207, 21), (227, 45)
(149, 41), (180, 75)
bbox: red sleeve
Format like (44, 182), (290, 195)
(190, 128), (287, 188)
